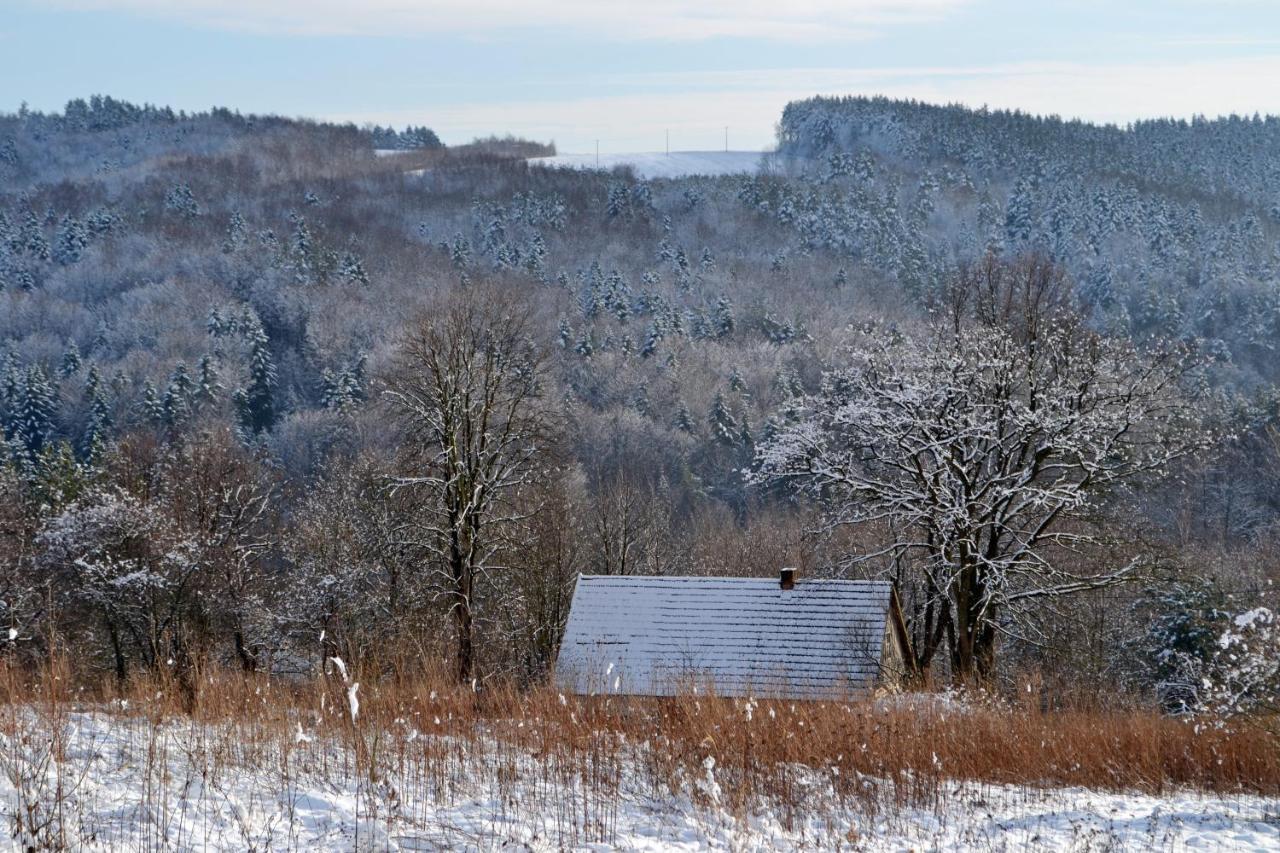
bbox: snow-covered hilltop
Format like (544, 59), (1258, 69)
(529, 150), (780, 179)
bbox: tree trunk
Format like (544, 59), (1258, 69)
(107, 618), (127, 683)
(234, 628), (257, 672)
(451, 540), (474, 683)
(950, 562), (996, 683)
(454, 592), (473, 683)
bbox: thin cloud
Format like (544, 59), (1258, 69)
(46, 1), (968, 40)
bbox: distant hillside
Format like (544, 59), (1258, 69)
(758, 96), (1280, 387)
(0, 93), (1275, 539)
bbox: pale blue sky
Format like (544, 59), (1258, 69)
(3, 1), (1279, 152)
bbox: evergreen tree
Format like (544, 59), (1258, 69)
(139, 380), (165, 425)
(236, 319), (277, 434)
(222, 210), (247, 253)
(339, 250), (369, 285)
(713, 296), (735, 338)
(53, 215), (89, 265)
(59, 344), (83, 378)
(162, 362), (193, 427)
(18, 211), (49, 261)
(709, 391), (739, 446)
(16, 365), (57, 457)
(194, 354), (221, 408)
(1005, 176), (1036, 244)
(673, 401), (696, 434)
(606, 182), (631, 219)
(288, 212), (314, 281)
(82, 365), (113, 455)
(164, 183), (199, 218)
(450, 234), (472, 269)
(640, 322), (661, 359)
(699, 247), (716, 273)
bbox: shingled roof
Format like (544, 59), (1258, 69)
(555, 574), (907, 699)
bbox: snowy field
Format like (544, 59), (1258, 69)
(3, 710), (1276, 851)
(528, 150), (780, 179)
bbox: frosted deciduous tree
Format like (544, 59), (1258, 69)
(384, 290), (551, 683)
(1202, 607), (1279, 726)
(753, 257), (1211, 681)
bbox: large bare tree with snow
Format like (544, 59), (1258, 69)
(384, 290), (551, 683)
(753, 256), (1212, 681)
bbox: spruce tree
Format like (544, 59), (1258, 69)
(673, 401), (696, 434)
(164, 183), (199, 218)
(222, 210), (247, 253)
(19, 211), (49, 261)
(82, 365), (113, 455)
(17, 365), (57, 457)
(139, 380), (165, 425)
(195, 355), (221, 408)
(339, 250), (369, 285)
(59, 344), (83, 378)
(236, 319), (277, 434)
(709, 391), (739, 446)
(713, 296), (735, 338)
(53, 215), (89, 265)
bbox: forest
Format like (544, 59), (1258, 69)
(0, 93), (1276, 720)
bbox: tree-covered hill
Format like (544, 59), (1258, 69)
(0, 94), (1275, 690)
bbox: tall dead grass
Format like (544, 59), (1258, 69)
(1, 658), (1276, 848)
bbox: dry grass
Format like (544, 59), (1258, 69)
(1, 658), (1277, 848)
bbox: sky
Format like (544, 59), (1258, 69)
(2, 1), (1280, 153)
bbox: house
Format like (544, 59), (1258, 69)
(555, 569), (913, 699)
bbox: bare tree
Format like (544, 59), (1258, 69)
(753, 256), (1213, 681)
(589, 469), (678, 576)
(384, 290), (551, 683)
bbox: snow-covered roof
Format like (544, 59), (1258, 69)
(555, 575), (894, 698)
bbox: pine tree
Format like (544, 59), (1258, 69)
(222, 210), (247, 253)
(194, 355), (221, 408)
(139, 380), (165, 425)
(339, 250), (369, 285)
(236, 319), (277, 434)
(85, 206), (120, 237)
(320, 356), (366, 413)
(630, 182), (653, 211)
(632, 384), (651, 417)
(713, 296), (735, 338)
(162, 362), (193, 427)
(82, 365), (113, 455)
(606, 182), (630, 219)
(164, 183), (199, 218)
(288, 212), (313, 282)
(19, 211), (49, 261)
(673, 401), (696, 434)
(1005, 176), (1036, 244)
(53, 215), (89, 265)
(59, 344), (83, 378)
(524, 232), (547, 279)
(640, 322), (661, 359)
(699, 247), (716, 273)
(709, 391), (739, 446)
(450, 234), (472, 269)
(30, 442), (93, 510)
(17, 365), (57, 457)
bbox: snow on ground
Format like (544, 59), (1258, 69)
(528, 150), (780, 179)
(1, 710), (1276, 851)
